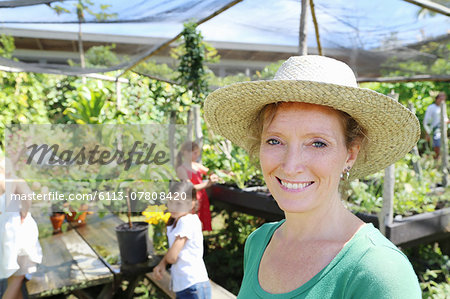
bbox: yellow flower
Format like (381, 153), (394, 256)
(142, 205), (171, 225)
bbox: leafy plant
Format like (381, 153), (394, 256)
(403, 243), (450, 298)
(63, 84), (109, 124)
(347, 153), (447, 216)
(204, 209), (264, 295)
(172, 22), (219, 104)
(0, 34), (15, 59)
(84, 44), (123, 68)
(202, 136), (263, 189)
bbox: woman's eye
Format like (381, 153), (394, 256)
(312, 141), (327, 148)
(266, 139), (280, 145)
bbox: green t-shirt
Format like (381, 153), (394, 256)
(237, 221), (421, 298)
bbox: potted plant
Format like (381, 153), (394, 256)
(115, 188), (151, 265)
(64, 202), (91, 226)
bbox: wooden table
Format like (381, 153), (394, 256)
(26, 213), (160, 299)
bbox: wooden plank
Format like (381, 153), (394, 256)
(402, 0), (450, 17)
(210, 280), (237, 299)
(146, 272), (236, 299)
(357, 74), (450, 83)
(27, 229), (113, 298)
(146, 272), (175, 299)
(74, 214), (123, 273)
(77, 213), (235, 298)
(387, 207), (450, 246)
(210, 184), (284, 221)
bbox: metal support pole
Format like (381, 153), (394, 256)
(379, 92), (399, 236)
(299, 0), (310, 56)
(408, 103), (422, 181)
(169, 111), (176, 169)
(310, 0), (322, 56)
(440, 100), (448, 187)
(193, 105), (203, 161)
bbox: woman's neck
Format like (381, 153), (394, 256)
(281, 197), (363, 243)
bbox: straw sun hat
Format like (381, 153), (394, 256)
(204, 55), (420, 179)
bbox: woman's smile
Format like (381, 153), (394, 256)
(276, 177), (314, 192)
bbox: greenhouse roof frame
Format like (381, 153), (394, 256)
(0, 0), (448, 82)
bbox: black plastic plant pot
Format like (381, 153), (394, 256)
(115, 221), (149, 265)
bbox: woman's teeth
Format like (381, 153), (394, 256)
(280, 179), (313, 190)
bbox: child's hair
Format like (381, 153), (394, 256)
(167, 180), (198, 227)
(176, 141), (200, 168)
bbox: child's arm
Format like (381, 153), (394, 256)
(152, 236), (188, 280)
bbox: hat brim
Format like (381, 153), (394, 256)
(204, 80), (420, 179)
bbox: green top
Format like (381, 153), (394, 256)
(237, 221), (421, 299)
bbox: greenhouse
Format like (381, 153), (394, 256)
(0, 0), (449, 298)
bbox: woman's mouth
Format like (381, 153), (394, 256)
(277, 177), (314, 191)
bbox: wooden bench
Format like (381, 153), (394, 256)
(27, 209), (235, 298)
(145, 272), (237, 299)
(26, 223), (114, 298)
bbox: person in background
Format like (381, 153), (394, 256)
(176, 142), (218, 231)
(423, 91), (449, 160)
(204, 55), (421, 298)
(0, 157), (42, 299)
(152, 181), (211, 299)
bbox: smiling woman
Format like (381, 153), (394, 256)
(259, 102), (359, 214)
(204, 55), (422, 298)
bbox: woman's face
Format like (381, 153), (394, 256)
(259, 102), (359, 213)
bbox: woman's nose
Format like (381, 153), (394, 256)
(281, 145), (306, 175)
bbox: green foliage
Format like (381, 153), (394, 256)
(205, 210), (264, 295)
(172, 22), (217, 104)
(134, 60), (179, 81)
(403, 243), (450, 298)
(131, 277), (170, 299)
(51, 0), (117, 22)
(207, 72), (251, 88)
(0, 72), (50, 147)
(85, 44), (122, 67)
(0, 35), (50, 146)
(0, 34), (15, 59)
(360, 81), (449, 129)
(380, 40), (449, 77)
(348, 154), (447, 216)
(254, 60), (285, 80)
(44, 76), (76, 123)
(202, 135), (263, 188)
(63, 83), (110, 124)
(375, 41), (449, 142)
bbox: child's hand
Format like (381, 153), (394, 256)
(152, 262), (165, 280)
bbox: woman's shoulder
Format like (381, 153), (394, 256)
(344, 224), (421, 298)
(355, 224), (406, 255)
